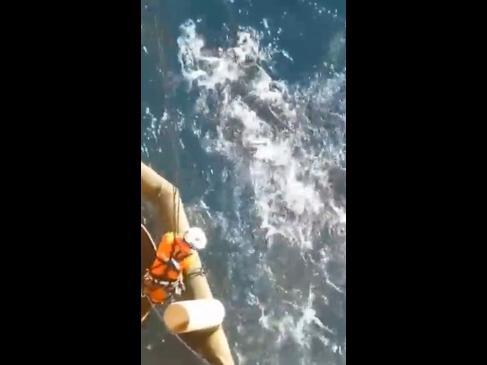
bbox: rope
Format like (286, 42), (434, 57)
(187, 266), (207, 279)
(151, 5), (182, 235)
(147, 299), (210, 364)
(175, 186), (181, 234)
(145, 6), (208, 363)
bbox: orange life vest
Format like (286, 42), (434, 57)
(143, 232), (194, 304)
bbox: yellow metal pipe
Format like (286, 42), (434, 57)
(141, 162), (235, 365)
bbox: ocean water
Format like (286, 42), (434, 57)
(141, 1), (345, 364)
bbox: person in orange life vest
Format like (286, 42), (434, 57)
(143, 227), (207, 305)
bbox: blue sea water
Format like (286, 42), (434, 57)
(141, 1), (345, 364)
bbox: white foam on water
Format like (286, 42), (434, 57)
(142, 107), (161, 144)
(174, 18), (346, 365)
(298, 0), (345, 23)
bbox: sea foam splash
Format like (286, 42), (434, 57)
(170, 19), (346, 365)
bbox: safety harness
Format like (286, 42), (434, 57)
(145, 236), (193, 296)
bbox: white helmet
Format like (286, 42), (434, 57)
(183, 227), (207, 250)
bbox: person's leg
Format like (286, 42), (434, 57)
(143, 281), (168, 304)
